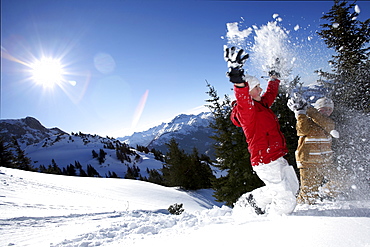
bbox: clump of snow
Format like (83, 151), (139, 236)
(251, 21), (295, 81)
(225, 22), (253, 49)
(355, 5), (360, 14)
(273, 13), (283, 22)
(333, 23), (340, 28)
(224, 17), (304, 85)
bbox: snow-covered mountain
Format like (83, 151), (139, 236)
(0, 116), (66, 149)
(25, 132), (164, 179)
(0, 114), (217, 179)
(118, 112), (216, 158)
(0, 116), (164, 179)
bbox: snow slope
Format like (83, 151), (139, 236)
(1, 167), (369, 247)
(23, 132), (166, 179)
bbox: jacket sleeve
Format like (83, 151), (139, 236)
(261, 79), (280, 107)
(234, 84), (254, 110)
(306, 107), (335, 133)
(296, 114), (316, 136)
(233, 84), (255, 127)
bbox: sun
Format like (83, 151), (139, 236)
(30, 57), (65, 88)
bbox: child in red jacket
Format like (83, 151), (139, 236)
(225, 47), (299, 215)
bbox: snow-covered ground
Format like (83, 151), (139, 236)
(1, 167), (369, 247)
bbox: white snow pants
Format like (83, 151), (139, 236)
(251, 157), (299, 215)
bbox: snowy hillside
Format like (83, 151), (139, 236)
(24, 132), (164, 179)
(1, 167), (369, 247)
(0, 115), (221, 179)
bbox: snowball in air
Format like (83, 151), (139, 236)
(354, 5), (360, 13)
(226, 22), (252, 43)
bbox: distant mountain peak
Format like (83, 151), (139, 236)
(0, 116), (66, 148)
(118, 111), (215, 158)
(23, 116), (47, 132)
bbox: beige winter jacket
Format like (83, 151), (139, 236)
(295, 107), (335, 168)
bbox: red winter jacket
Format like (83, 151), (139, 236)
(230, 79), (288, 166)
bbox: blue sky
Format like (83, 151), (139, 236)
(2, 0), (370, 137)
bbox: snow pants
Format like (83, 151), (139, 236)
(297, 164), (344, 204)
(251, 157), (299, 215)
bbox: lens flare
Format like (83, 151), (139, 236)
(132, 90), (149, 129)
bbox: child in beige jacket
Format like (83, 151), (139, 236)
(288, 95), (341, 204)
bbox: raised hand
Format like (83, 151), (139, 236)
(224, 46), (249, 83)
(287, 93), (308, 115)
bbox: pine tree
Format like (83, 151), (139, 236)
(98, 149), (107, 164)
(87, 164), (100, 177)
(162, 138), (189, 188)
(74, 161), (82, 169)
(1, 137), (36, 172)
(146, 168), (165, 185)
(316, 0), (370, 199)
(178, 147), (213, 190)
(0, 138), (13, 168)
(161, 138), (214, 190)
(190, 148), (214, 189)
(124, 165), (140, 179)
(150, 148), (164, 161)
(317, 0), (370, 112)
(137, 145), (150, 154)
(65, 164), (77, 176)
(205, 82), (263, 206)
(92, 150), (98, 159)
(46, 160), (62, 175)
(107, 171), (119, 178)
(39, 165), (47, 173)
(115, 142), (133, 163)
(79, 167), (88, 177)
(3, 138), (35, 171)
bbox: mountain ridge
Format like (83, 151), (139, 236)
(118, 111), (215, 157)
(0, 116), (66, 149)
(0, 112), (216, 178)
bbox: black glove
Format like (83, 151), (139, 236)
(268, 70), (281, 78)
(224, 46), (249, 83)
(268, 58), (281, 78)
